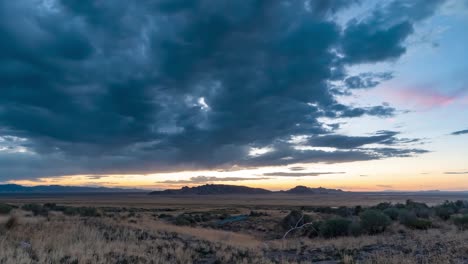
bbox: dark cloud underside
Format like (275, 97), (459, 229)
(262, 172), (345, 177)
(157, 176), (271, 184)
(0, 0), (444, 179)
(451, 129), (468, 136)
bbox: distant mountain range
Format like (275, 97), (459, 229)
(149, 184), (271, 195)
(0, 184), (145, 193)
(149, 184), (344, 195)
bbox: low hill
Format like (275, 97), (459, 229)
(282, 185), (344, 194)
(149, 184), (271, 195)
(0, 184), (145, 193)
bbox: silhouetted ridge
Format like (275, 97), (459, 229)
(282, 185), (344, 194)
(149, 184), (271, 195)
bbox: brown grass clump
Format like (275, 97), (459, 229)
(4, 215), (18, 230)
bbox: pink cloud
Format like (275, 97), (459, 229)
(382, 86), (466, 110)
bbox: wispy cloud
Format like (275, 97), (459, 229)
(157, 176), (270, 184)
(444, 171), (468, 175)
(288, 166), (307, 171)
(262, 172), (345, 177)
(451, 129), (468, 136)
(384, 86), (466, 109)
(86, 175), (109, 180)
(376, 184), (393, 188)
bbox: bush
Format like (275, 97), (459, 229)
(281, 210), (312, 230)
(319, 218), (351, 238)
(373, 202), (392, 211)
(414, 207), (431, 219)
(4, 215), (18, 230)
(304, 221), (322, 238)
(174, 214), (195, 226)
(79, 207), (100, 217)
(405, 200), (429, 210)
(21, 203), (48, 216)
(335, 206), (352, 217)
(353, 205), (362, 216)
(435, 206), (454, 221)
(63, 207), (79, 216)
(452, 215), (468, 230)
(249, 211), (268, 217)
(360, 210), (391, 234)
(399, 211), (431, 230)
(0, 203), (13, 215)
(383, 208), (400, 221)
(63, 206), (100, 217)
(349, 221), (363, 237)
(158, 213), (172, 219)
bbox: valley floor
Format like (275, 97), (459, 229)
(1, 194), (468, 263)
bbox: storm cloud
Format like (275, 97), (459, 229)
(157, 176), (271, 184)
(0, 0), (443, 180)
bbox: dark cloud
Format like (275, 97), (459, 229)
(344, 72), (393, 90)
(444, 171), (468, 175)
(341, 0), (446, 64)
(157, 176), (271, 184)
(0, 0), (439, 179)
(451, 129), (468, 136)
(308, 130), (419, 149)
(86, 175), (109, 180)
(262, 172), (345, 177)
(288, 166), (307, 171)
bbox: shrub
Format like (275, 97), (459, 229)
(335, 206), (352, 217)
(399, 211), (431, 230)
(319, 218), (351, 238)
(0, 203), (13, 215)
(249, 211), (268, 217)
(383, 208), (400, 221)
(452, 215), (468, 230)
(360, 210), (391, 234)
(353, 205), (362, 216)
(349, 221), (363, 237)
(63, 206), (100, 217)
(304, 221), (322, 238)
(405, 200), (429, 210)
(373, 202), (392, 211)
(63, 207), (79, 216)
(158, 213), (172, 219)
(21, 203), (48, 216)
(281, 210), (312, 230)
(79, 207), (100, 217)
(174, 214), (195, 226)
(4, 215), (18, 230)
(435, 206), (454, 221)
(414, 207), (431, 219)
(394, 203), (406, 209)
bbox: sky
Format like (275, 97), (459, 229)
(0, 0), (467, 191)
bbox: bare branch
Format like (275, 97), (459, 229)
(282, 212), (316, 239)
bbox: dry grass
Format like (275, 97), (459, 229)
(123, 217), (262, 249)
(0, 212), (271, 264)
(2, 211), (466, 264)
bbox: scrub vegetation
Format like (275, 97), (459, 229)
(1, 198), (468, 263)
